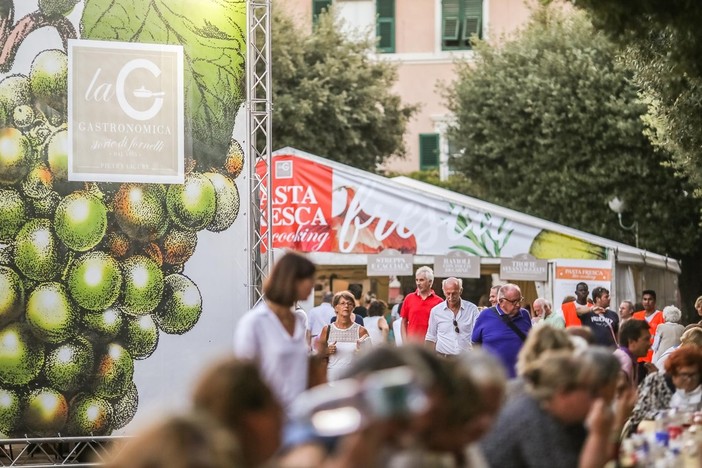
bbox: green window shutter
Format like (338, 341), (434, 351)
(463, 0), (482, 42)
(313, 0), (332, 25)
(419, 134), (440, 170)
(464, 0), (482, 17)
(461, 16), (481, 41)
(443, 17), (461, 40)
(442, 0), (483, 50)
(442, 0), (460, 49)
(376, 0), (395, 53)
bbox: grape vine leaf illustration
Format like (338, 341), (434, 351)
(80, 0), (246, 170)
(447, 204), (513, 257)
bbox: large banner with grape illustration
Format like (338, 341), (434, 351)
(0, 1), (248, 436)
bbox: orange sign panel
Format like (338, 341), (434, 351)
(555, 266), (612, 281)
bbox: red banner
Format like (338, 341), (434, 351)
(257, 156), (334, 251)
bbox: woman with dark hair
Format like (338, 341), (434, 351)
(626, 345), (702, 433)
(233, 251), (316, 413)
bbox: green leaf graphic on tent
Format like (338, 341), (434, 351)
(447, 203), (513, 256)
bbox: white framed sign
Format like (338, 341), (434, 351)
(68, 39), (184, 183)
(367, 249), (414, 276)
(434, 251), (481, 278)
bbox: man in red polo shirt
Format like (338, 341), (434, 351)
(401, 266), (443, 343)
(632, 289), (664, 363)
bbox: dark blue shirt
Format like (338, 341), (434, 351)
(471, 306), (532, 378)
(579, 309), (619, 347)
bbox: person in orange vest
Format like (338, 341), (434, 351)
(632, 289), (664, 363)
(561, 282), (591, 327)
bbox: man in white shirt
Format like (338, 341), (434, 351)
(425, 277), (480, 356)
(306, 291), (335, 349)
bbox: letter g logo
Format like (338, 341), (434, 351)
(116, 59), (163, 121)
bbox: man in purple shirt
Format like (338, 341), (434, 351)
(471, 283), (532, 378)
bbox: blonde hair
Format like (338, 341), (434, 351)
(522, 350), (595, 402)
(106, 412), (244, 468)
(516, 325), (573, 375)
(681, 327), (702, 347)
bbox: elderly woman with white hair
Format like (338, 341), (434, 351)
(651, 305), (685, 364)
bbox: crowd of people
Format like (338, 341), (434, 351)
(103, 252), (702, 467)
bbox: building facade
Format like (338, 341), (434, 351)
(282, 0), (534, 175)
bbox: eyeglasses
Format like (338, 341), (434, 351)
(337, 301), (354, 308)
(500, 297), (523, 306)
(453, 319), (459, 333)
(675, 372), (699, 380)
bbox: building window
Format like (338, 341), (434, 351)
(441, 0), (482, 50)
(419, 133), (440, 170)
(313, 0), (333, 25)
(376, 0), (395, 53)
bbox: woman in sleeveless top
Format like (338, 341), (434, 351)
(319, 291), (370, 382)
(363, 300), (389, 346)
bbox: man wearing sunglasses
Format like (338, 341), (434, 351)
(425, 277), (479, 357)
(472, 283), (532, 378)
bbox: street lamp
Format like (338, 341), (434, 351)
(608, 196), (639, 248)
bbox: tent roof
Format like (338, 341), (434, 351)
(272, 147), (681, 274)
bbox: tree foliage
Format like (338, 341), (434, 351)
(271, 8), (417, 172)
(572, 0), (702, 192)
(444, 6), (702, 256)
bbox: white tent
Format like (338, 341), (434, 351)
(265, 147), (680, 307)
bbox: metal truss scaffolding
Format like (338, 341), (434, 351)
(0, 435), (129, 466)
(246, 0), (274, 307)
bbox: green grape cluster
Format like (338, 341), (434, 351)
(0, 48), (243, 437)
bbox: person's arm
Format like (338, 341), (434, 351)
(610, 384), (637, 451)
(575, 303), (600, 316)
(424, 308), (439, 348)
(357, 327), (371, 350)
(315, 325), (330, 355)
(378, 318), (389, 343)
(470, 315), (483, 345)
(399, 300), (409, 342)
(579, 399), (614, 468)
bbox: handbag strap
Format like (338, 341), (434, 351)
(494, 309), (527, 341)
